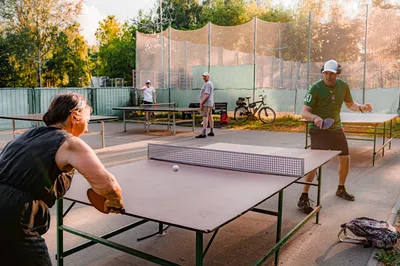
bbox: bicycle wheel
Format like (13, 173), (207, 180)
(258, 107), (276, 124)
(234, 106), (249, 122)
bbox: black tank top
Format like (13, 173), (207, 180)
(0, 126), (75, 238)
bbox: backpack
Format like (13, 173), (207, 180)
(220, 111), (229, 124)
(338, 217), (398, 249)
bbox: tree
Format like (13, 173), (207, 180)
(94, 16), (136, 86)
(201, 0), (249, 26)
(44, 23), (90, 87)
(0, 0), (83, 87)
(0, 35), (14, 87)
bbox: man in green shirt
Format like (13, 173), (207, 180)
(298, 59), (372, 214)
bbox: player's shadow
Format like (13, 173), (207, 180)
(315, 242), (372, 266)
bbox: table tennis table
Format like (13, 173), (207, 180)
(112, 103), (200, 134)
(302, 112), (398, 166)
(56, 142), (340, 266)
(0, 113), (119, 148)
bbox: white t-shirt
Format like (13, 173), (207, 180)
(141, 86), (156, 102)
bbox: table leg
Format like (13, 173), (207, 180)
(274, 190), (283, 265)
(101, 121), (105, 148)
(56, 199), (64, 266)
(192, 111), (195, 131)
(373, 124), (377, 166)
(173, 112), (176, 135)
(167, 112), (170, 130)
(304, 122), (309, 149)
(123, 111), (127, 132)
(12, 119), (16, 139)
(316, 166), (322, 224)
(196, 232), (203, 266)
(389, 119), (393, 149)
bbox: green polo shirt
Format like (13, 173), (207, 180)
(303, 79), (353, 130)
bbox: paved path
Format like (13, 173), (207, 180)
(0, 122), (399, 266)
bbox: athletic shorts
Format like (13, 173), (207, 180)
(200, 106), (212, 117)
(309, 128), (349, 155)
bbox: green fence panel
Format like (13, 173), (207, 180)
(0, 88), (32, 129)
(95, 87), (131, 116)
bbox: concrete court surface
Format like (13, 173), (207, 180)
(0, 121), (399, 266)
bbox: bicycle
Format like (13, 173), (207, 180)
(234, 91), (276, 124)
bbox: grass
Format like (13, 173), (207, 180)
(375, 248), (400, 266)
(227, 114), (305, 132)
(227, 114), (400, 138)
(122, 110), (400, 138)
(374, 207), (400, 266)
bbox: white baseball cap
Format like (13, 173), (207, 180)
(322, 60), (339, 73)
(145, 80), (151, 84)
(202, 72), (210, 77)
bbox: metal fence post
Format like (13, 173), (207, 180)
(208, 22), (211, 75)
(307, 11), (312, 91)
(135, 30), (138, 88)
(362, 4), (369, 105)
(253, 17), (257, 101)
(168, 26), (171, 103)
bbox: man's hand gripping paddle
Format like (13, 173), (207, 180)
(87, 188), (125, 214)
(321, 118), (334, 130)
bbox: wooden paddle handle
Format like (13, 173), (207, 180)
(108, 207), (126, 214)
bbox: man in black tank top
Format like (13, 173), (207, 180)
(0, 92), (125, 266)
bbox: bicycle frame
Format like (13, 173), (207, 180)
(246, 97), (266, 115)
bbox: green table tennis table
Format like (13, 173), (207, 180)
(302, 112), (398, 166)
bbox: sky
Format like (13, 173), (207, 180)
(78, 0), (157, 45)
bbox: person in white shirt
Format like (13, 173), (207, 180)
(138, 80), (156, 122)
(139, 80), (156, 104)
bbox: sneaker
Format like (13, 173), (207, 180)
(208, 132), (215, 136)
(336, 188), (355, 201)
(195, 134), (206, 138)
(297, 197), (314, 214)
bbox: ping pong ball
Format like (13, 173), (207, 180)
(172, 165), (179, 172)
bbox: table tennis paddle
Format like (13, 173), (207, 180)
(87, 188), (125, 214)
(321, 118), (334, 130)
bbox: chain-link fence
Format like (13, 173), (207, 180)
(135, 5), (400, 113)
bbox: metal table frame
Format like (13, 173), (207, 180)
(112, 106), (199, 135)
(303, 115), (397, 166)
(55, 166), (326, 266)
(0, 114), (119, 148)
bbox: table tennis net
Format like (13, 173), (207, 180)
(148, 144), (304, 177)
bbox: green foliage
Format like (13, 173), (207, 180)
(0, 0), (85, 87)
(0, 35), (14, 87)
(202, 0), (250, 26)
(44, 23), (89, 87)
(375, 248), (400, 266)
(95, 17), (136, 86)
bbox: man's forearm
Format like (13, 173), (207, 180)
(302, 109), (318, 121)
(347, 101), (363, 112)
(200, 94), (209, 105)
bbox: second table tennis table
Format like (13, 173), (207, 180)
(302, 112), (398, 166)
(113, 103), (200, 134)
(56, 142), (340, 266)
(0, 113), (119, 148)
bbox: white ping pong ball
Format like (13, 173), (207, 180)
(172, 165), (179, 172)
